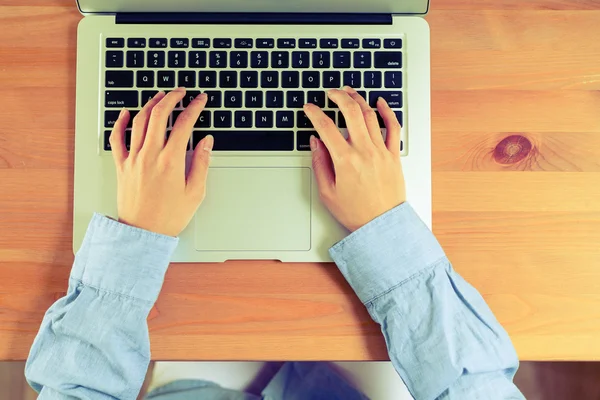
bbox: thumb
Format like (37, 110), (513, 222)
(311, 136), (335, 197)
(187, 134), (214, 199)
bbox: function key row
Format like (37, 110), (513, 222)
(106, 37), (403, 49)
(106, 50), (402, 70)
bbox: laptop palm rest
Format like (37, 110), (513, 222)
(195, 167), (311, 252)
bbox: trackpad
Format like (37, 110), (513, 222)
(195, 168), (311, 252)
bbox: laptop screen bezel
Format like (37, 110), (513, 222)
(76, 0), (429, 15)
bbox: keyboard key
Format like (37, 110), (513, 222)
(374, 52), (402, 68)
(105, 70), (133, 88)
(168, 51), (186, 68)
(375, 111), (403, 128)
(362, 39), (381, 48)
(104, 131), (112, 150)
(214, 111), (232, 127)
(364, 71), (382, 88)
(105, 90), (138, 107)
(276, 111), (294, 128)
(127, 38), (146, 48)
(385, 71), (402, 88)
(194, 131), (294, 151)
(182, 90), (201, 107)
(307, 91), (325, 108)
(136, 71), (154, 87)
(214, 38), (232, 48)
(354, 52), (371, 68)
(296, 111), (313, 128)
(320, 39), (338, 48)
(209, 51), (227, 68)
(299, 39), (317, 48)
(384, 39), (402, 49)
(106, 38), (124, 48)
(234, 38), (253, 48)
(127, 110), (140, 128)
(220, 71), (237, 88)
(261, 71), (278, 88)
(369, 91), (403, 108)
(291, 51), (310, 68)
(281, 71), (300, 88)
(179, 71), (196, 87)
(323, 71), (341, 88)
(235, 111), (253, 128)
(341, 39), (359, 49)
(286, 91), (304, 108)
(149, 38), (168, 48)
(205, 91), (222, 108)
(277, 39), (296, 48)
(324, 111), (336, 124)
(329, 91), (366, 110)
(197, 111), (211, 128)
(104, 110), (120, 128)
(333, 51), (351, 68)
(141, 90), (159, 104)
(230, 51), (248, 68)
(126, 51), (144, 68)
(192, 38), (210, 48)
(302, 71), (320, 88)
(245, 91), (263, 108)
(106, 51), (124, 68)
(240, 71), (258, 88)
(256, 111), (273, 128)
(343, 71), (361, 88)
(224, 91), (242, 108)
(157, 71), (175, 88)
(256, 39), (275, 48)
(338, 111), (346, 128)
(170, 38), (189, 48)
(296, 131), (319, 151)
(147, 51), (165, 68)
(189, 51), (207, 68)
(199, 71), (217, 88)
(271, 52), (289, 68)
(313, 52), (330, 68)
(250, 51), (268, 68)
(266, 91), (284, 108)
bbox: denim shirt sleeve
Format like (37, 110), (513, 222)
(330, 203), (525, 400)
(25, 214), (178, 400)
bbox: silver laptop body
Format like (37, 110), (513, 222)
(73, 0), (432, 262)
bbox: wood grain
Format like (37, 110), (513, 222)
(1, 0), (600, 361)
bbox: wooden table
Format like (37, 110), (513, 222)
(1, 0), (599, 362)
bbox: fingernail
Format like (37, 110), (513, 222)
(175, 86), (186, 92)
(309, 135), (318, 151)
(197, 93), (208, 101)
(378, 96), (387, 105)
(204, 134), (214, 151)
(119, 108), (126, 118)
(343, 86), (355, 93)
(327, 89), (336, 97)
(153, 91), (165, 99)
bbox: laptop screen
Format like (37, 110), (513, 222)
(78, 0), (429, 15)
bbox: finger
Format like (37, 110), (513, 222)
(343, 86), (385, 147)
(186, 134), (214, 200)
(303, 103), (349, 160)
(110, 108), (130, 165)
(167, 93), (207, 153)
(144, 87), (187, 152)
(377, 97), (402, 156)
(130, 91), (166, 154)
(327, 89), (369, 145)
(310, 136), (335, 199)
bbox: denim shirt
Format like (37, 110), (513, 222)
(25, 203), (524, 400)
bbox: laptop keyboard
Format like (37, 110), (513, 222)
(103, 37), (405, 154)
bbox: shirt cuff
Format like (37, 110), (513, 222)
(70, 213), (179, 303)
(329, 202), (446, 305)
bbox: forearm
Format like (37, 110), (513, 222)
(26, 214), (177, 400)
(330, 203), (524, 400)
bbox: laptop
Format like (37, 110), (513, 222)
(73, 0), (432, 262)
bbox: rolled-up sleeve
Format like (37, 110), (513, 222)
(330, 203), (524, 400)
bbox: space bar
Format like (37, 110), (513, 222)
(194, 130), (294, 151)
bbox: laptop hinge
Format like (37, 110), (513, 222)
(115, 13), (393, 25)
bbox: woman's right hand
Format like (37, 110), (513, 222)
(304, 86), (406, 232)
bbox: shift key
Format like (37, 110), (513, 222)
(369, 91), (403, 108)
(105, 90), (139, 107)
